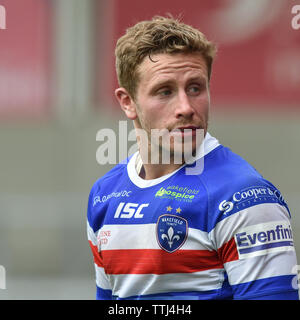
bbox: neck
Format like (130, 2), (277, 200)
(134, 125), (209, 180)
(139, 162), (183, 180)
(136, 147), (186, 180)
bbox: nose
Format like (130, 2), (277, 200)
(174, 90), (194, 119)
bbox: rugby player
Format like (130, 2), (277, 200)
(87, 16), (299, 300)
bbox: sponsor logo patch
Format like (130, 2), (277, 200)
(234, 220), (294, 259)
(93, 190), (131, 206)
(156, 214), (188, 253)
(155, 186), (198, 203)
(219, 186), (288, 215)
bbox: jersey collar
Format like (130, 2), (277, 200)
(127, 132), (220, 188)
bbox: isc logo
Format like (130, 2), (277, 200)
(114, 202), (149, 219)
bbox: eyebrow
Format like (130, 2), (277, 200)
(188, 76), (208, 83)
(149, 79), (175, 94)
(149, 75), (208, 94)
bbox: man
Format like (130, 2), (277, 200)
(87, 16), (299, 300)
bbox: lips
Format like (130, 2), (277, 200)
(172, 126), (202, 134)
(168, 126), (203, 139)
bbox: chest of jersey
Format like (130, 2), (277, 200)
(94, 182), (221, 277)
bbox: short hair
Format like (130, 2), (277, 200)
(115, 15), (217, 100)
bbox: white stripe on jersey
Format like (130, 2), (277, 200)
(97, 224), (214, 251)
(109, 268), (225, 299)
(95, 264), (111, 290)
(224, 250), (298, 285)
(87, 221), (98, 246)
(209, 202), (291, 250)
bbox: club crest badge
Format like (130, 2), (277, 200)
(156, 214), (188, 253)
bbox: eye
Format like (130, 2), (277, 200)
(158, 88), (172, 96)
(187, 83), (206, 95)
(188, 86), (200, 93)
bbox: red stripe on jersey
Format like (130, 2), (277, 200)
(88, 240), (103, 268)
(101, 249), (223, 275)
(217, 238), (239, 263)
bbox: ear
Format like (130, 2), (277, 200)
(115, 88), (137, 120)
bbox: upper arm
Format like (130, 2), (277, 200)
(211, 200), (299, 300)
(87, 186), (113, 300)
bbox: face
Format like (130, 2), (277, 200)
(116, 52), (210, 162)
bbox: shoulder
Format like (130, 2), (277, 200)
(201, 144), (267, 195)
(92, 161), (129, 192)
(203, 145), (262, 181)
(87, 157), (131, 230)
(198, 145), (289, 230)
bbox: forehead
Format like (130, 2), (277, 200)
(137, 52), (208, 85)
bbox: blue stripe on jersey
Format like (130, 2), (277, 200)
(231, 275), (299, 300)
(239, 241), (294, 254)
(196, 146), (290, 232)
(88, 145), (290, 233)
(245, 291), (299, 300)
(96, 286), (113, 300)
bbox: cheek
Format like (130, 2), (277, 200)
(135, 105), (158, 131)
(193, 95), (210, 115)
(140, 99), (169, 122)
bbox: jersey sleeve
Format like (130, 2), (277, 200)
(87, 186), (112, 300)
(210, 189), (299, 300)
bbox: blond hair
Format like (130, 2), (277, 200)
(115, 15), (217, 100)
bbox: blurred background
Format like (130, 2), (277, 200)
(0, 0), (299, 299)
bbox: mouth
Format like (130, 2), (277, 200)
(176, 126), (200, 131)
(169, 126), (202, 138)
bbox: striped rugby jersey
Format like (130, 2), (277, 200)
(87, 133), (299, 300)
